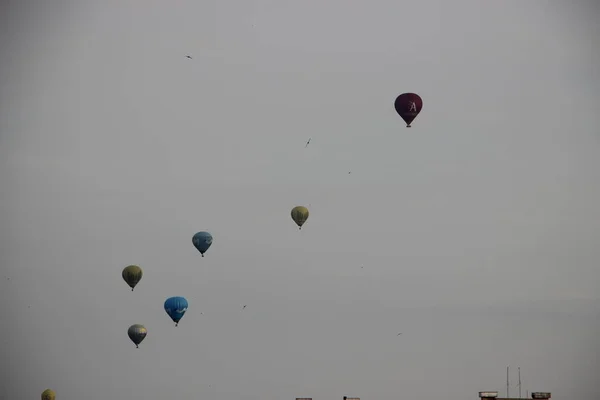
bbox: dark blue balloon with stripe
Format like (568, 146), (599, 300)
(164, 296), (189, 326)
(192, 231), (213, 257)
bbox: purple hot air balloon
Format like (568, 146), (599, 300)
(394, 93), (423, 128)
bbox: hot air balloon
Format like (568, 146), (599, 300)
(41, 389), (56, 400)
(291, 206), (309, 230)
(192, 231), (213, 257)
(164, 296), (189, 326)
(394, 93), (422, 127)
(128, 324), (147, 348)
(122, 265), (143, 291)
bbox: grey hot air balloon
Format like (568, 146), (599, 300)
(127, 324), (147, 348)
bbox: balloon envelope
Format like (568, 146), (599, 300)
(394, 93), (423, 127)
(122, 265), (143, 291)
(41, 389), (56, 400)
(128, 324), (147, 348)
(164, 296), (189, 326)
(192, 231), (213, 257)
(291, 206), (309, 229)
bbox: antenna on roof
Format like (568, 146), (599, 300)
(518, 367), (522, 398)
(506, 366), (510, 398)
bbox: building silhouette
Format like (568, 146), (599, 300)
(479, 391), (552, 400)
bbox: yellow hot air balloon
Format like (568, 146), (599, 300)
(41, 389), (56, 400)
(291, 206), (309, 230)
(122, 265), (143, 291)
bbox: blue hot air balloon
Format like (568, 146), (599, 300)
(192, 231), (213, 257)
(164, 296), (189, 327)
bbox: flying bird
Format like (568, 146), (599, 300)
(397, 333), (403, 336)
(242, 305), (247, 310)
(186, 55), (192, 59)
(305, 138), (311, 148)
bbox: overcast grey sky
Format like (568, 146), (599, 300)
(1, 1), (599, 399)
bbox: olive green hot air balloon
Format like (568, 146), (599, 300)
(41, 389), (56, 400)
(128, 324), (147, 348)
(122, 265), (143, 291)
(291, 206), (309, 230)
